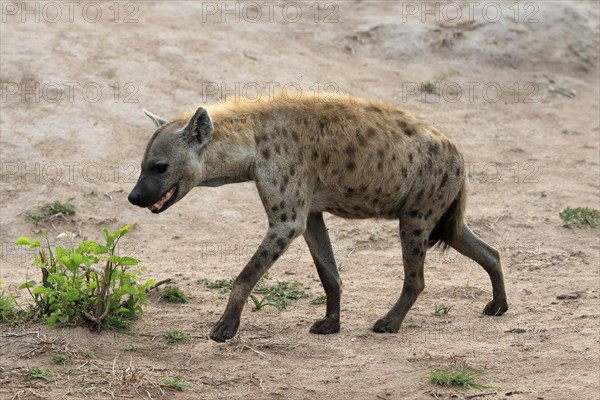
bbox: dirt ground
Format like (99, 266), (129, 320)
(1, 1), (599, 399)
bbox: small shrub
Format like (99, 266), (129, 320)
(559, 207), (599, 228)
(25, 198), (75, 223)
(421, 79), (438, 94)
(0, 288), (19, 323)
(430, 363), (487, 389)
(160, 286), (189, 303)
(311, 295), (327, 305)
(82, 350), (96, 358)
(16, 226), (155, 331)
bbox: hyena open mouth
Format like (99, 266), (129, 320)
(148, 185), (178, 213)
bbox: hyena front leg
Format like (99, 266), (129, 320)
(373, 218), (428, 333)
(210, 169), (312, 342)
(304, 212), (342, 334)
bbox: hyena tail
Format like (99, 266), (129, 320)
(428, 180), (467, 250)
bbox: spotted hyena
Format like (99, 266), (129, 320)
(128, 93), (508, 342)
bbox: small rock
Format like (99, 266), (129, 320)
(557, 292), (579, 300)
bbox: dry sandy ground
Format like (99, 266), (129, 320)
(1, 1), (599, 399)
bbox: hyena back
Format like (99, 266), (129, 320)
(128, 94), (508, 342)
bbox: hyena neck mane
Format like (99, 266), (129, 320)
(190, 99), (263, 187)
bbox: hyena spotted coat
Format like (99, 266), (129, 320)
(129, 93), (508, 342)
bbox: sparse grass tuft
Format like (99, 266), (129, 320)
(430, 362), (487, 389)
(51, 352), (67, 363)
(0, 289), (20, 323)
(162, 377), (189, 390)
(25, 198), (75, 223)
(82, 350), (96, 358)
(164, 329), (191, 344)
(203, 277), (235, 292)
(160, 286), (189, 303)
(559, 207), (599, 228)
(433, 303), (454, 315)
(311, 295), (327, 305)
(29, 366), (52, 381)
(421, 79), (438, 94)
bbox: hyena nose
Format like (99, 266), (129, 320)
(128, 191), (141, 206)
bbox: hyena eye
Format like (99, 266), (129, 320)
(154, 163), (168, 174)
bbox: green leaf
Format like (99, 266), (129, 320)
(108, 255), (121, 264)
(118, 256), (138, 266)
(19, 280), (36, 289)
(32, 286), (48, 295)
(15, 236), (30, 245)
(103, 228), (114, 247)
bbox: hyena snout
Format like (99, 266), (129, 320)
(128, 174), (178, 214)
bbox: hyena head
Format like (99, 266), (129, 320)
(128, 107), (213, 213)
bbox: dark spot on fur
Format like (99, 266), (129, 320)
(412, 247), (420, 255)
(283, 176), (289, 186)
(440, 172), (448, 188)
(312, 150), (319, 161)
(346, 145), (356, 156)
(321, 153), (330, 167)
(276, 238), (286, 249)
(428, 142), (439, 156)
(377, 161), (383, 170)
(415, 189), (424, 202)
(413, 229), (423, 236)
(401, 166), (407, 177)
(292, 212), (297, 221)
(269, 233), (277, 239)
(424, 209), (433, 219)
(408, 210), (419, 218)
(260, 249), (268, 258)
(392, 154), (397, 162)
(281, 213), (288, 222)
(288, 229), (295, 238)
(274, 144), (281, 155)
(280, 200), (285, 209)
(271, 205), (279, 212)
(346, 160), (356, 171)
(408, 153), (414, 163)
(292, 131), (299, 142)
(280, 184), (286, 194)
(261, 148), (270, 160)
(417, 212), (424, 219)
(345, 187), (354, 197)
(367, 128), (377, 138)
(289, 165), (296, 176)
(272, 252), (281, 261)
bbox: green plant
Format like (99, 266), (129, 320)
(25, 198), (76, 223)
(430, 362), (487, 389)
(203, 277), (235, 291)
(0, 287), (20, 323)
(29, 366), (52, 381)
(421, 79), (438, 94)
(164, 329), (191, 344)
(433, 303), (454, 315)
(252, 280), (306, 310)
(160, 286), (189, 303)
(16, 225), (155, 331)
(559, 207), (599, 228)
(82, 350), (96, 358)
(311, 295), (327, 305)
(51, 351), (67, 363)
(125, 344), (138, 351)
(162, 377), (189, 390)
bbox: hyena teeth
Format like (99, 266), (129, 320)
(148, 186), (176, 211)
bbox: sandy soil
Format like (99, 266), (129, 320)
(1, 1), (599, 399)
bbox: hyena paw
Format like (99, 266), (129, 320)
(210, 315), (240, 342)
(483, 300), (509, 316)
(309, 317), (340, 334)
(372, 317), (401, 333)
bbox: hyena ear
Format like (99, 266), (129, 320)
(143, 109), (168, 127)
(183, 107), (213, 147)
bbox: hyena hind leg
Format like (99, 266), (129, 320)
(303, 212), (342, 334)
(448, 224), (508, 316)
